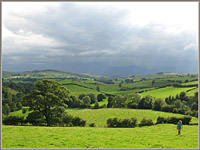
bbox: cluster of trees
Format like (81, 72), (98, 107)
(2, 86), (23, 115)
(66, 93), (106, 108)
(2, 79), (88, 127)
(3, 113), (86, 127)
(107, 91), (198, 117)
(2, 81), (36, 116)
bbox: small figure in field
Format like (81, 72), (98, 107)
(177, 120), (183, 135)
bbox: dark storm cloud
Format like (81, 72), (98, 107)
(2, 3), (198, 75)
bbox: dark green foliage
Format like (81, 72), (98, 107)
(119, 83), (122, 87)
(107, 117), (137, 128)
(2, 104), (10, 116)
(157, 116), (192, 125)
(127, 94), (142, 109)
(127, 103), (138, 109)
(79, 94), (87, 100)
(89, 123), (96, 127)
(156, 116), (165, 124)
(68, 96), (80, 108)
(107, 96), (114, 108)
(97, 94), (106, 102)
(72, 117), (86, 126)
(81, 96), (91, 108)
(180, 91), (187, 101)
(191, 102), (198, 111)
(87, 93), (97, 104)
(96, 85), (100, 92)
(3, 116), (25, 125)
(3, 81), (36, 94)
(112, 95), (127, 108)
(153, 98), (166, 111)
(139, 118), (154, 127)
(22, 108), (28, 114)
(26, 111), (45, 126)
(10, 103), (17, 112)
(161, 105), (174, 112)
(62, 114), (74, 127)
(138, 95), (154, 109)
(152, 80), (155, 86)
(94, 102), (99, 109)
(23, 79), (70, 126)
(16, 102), (22, 110)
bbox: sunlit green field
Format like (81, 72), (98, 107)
(141, 86), (195, 98)
(10, 108), (198, 128)
(2, 124), (198, 148)
(66, 108), (198, 127)
(187, 88), (198, 96)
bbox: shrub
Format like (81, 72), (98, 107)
(161, 105), (174, 112)
(159, 116), (192, 125)
(3, 116), (25, 125)
(182, 116), (192, 125)
(89, 123), (96, 127)
(139, 118), (154, 127)
(72, 117), (86, 127)
(156, 116), (165, 124)
(107, 118), (118, 127)
(94, 102), (99, 109)
(62, 114), (73, 127)
(107, 117), (137, 128)
(26, 111), (45, 126)
(127, 103), (138, 109)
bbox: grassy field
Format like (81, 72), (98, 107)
(181, 81), (198, 85)
(66, 108), (198, 127)
(10, 108), (198, 127)
(2, 124), (198, 148)
(141, 86), (195, 98)
(187, 88), (198, 96)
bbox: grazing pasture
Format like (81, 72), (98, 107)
(2, 124), (198, 148)
(66, 108), (198, 127)
(141, 86), (195, 98)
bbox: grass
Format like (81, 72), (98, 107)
(187, 88), (198, 96)
(181, 81), (198, 85)
(2, 124), (198, 148)
(141, 86), (194, 99)
(66, 108), (198, 127)
(10, 108), (198, 128)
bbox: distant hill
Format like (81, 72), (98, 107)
(2, 69), (198, 82)
(2, 69), (108, 80)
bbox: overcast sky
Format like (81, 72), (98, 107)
(2, 2), (198, 75)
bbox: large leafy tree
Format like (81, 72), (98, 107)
(23, 79), (70, 126)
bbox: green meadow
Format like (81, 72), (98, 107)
(2, 124), (198, 148)
(10, 108), (198, 128)
(66, 108), (198, 127)
(141, 86), (195, 98)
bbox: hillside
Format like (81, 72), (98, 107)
(2, 69), (106, 81)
